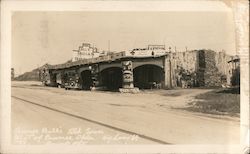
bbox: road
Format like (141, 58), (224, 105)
(12, 97), (156, 145)
(11, 81), (240, 144)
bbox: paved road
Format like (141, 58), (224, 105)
(12, 97), (157, 145)
(11, 81), (240, 144)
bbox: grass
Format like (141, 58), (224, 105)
(186, 87), (240, 116)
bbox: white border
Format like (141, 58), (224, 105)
(1, 0), (248, 153)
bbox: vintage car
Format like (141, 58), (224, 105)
(64, 72), (81, 90)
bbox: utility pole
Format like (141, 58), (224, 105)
(108, 40), (110, 53)
(185, 46), (188, 52)
(19, 67), (22, 76)
(169, 46), (172, 88)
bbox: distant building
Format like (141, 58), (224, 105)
(72, 43), (107, 62)
(11, 68), (15, 80)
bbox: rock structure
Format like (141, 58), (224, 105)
(90, 64), (99, 90)
(169, 50), (236, 88)
(40, 47), (239, 91)
(119, 61), (139, 93)
(199, 50), (222, 87)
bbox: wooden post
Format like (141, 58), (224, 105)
(164, 55), (172, 89)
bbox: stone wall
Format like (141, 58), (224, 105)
(215, 51), (232, 75)
(199, 50), (222, 87)
(170, 51), (198, 87)
(215, 52), (236, 86)
(169, 50), (235, 88)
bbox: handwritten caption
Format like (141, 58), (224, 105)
(13, 127), (139, 145)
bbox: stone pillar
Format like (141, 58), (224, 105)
(164, 55), (172, 89)
(122, 61), (134, 88)
(90, 64), (100, 90)
(119, 61), (139, 93)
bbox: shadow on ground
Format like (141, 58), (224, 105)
(183, 87), (240, 117)
(216, 87), (240, 94)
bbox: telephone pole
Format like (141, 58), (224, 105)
(108, 40), (110, 52)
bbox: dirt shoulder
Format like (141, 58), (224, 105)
(11, 81), (240, 120)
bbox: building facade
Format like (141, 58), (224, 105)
(41, 45), (239, 92)
(72, 43), (107, 62)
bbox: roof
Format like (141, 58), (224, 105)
(48, 51), (168, 70)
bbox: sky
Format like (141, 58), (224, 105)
(12, 5), (236, 75)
